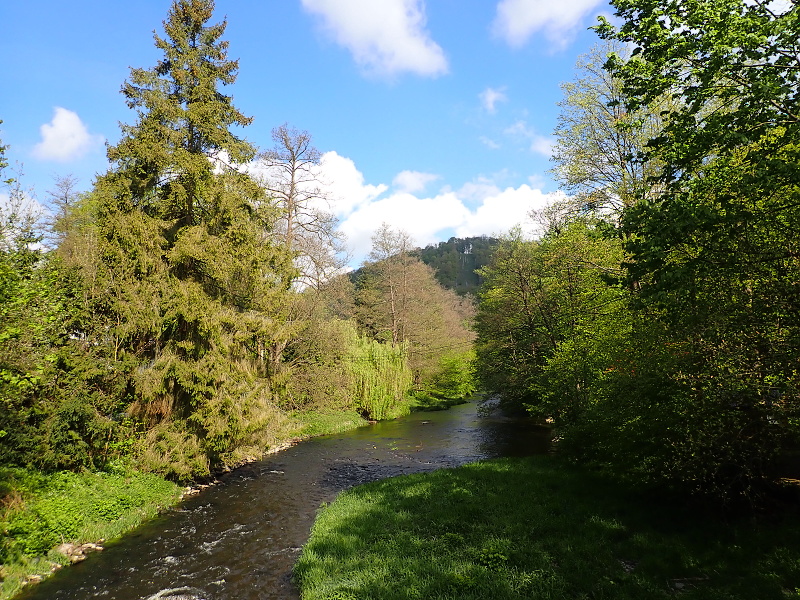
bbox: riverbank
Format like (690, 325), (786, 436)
(0, 408), (371, 600)
(294, 455), (800, 599)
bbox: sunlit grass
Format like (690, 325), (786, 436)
(0, 467), (182, 600)
(295, 456), (800, 599)
(290, 409), (370, 439)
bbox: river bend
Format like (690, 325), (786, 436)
(18, 402), (550, 600)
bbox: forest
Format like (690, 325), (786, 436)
(2, 0), (800, 597)
(475, 0), (800, 505)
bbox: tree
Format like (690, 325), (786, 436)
(550, 41), (667, 217)
(85, 0), (295, 477)
(592, 0), (800, 500)
(596, 0), (800, 186)
(258, 124), (347, 289)
(356, 224), (416, 347)
(354, 224), (476, 397)
(45, 174), (81, 246)
(415, 236), (499, 296)
(474, 223), (625, 415)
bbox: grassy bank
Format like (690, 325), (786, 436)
(294, 456), (800, 599)
(289, 409), (371, 438)
(0, 467), (182, 600)
(0, 408), (372, 600)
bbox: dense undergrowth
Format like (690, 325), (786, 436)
(295, 456), (800, 600)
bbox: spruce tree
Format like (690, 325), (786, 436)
(89, 0), (295, 476)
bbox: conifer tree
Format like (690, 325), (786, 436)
(87, 0), (295, 476)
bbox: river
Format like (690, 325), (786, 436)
(17, 401), (551, 600)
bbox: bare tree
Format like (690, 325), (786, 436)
(45, 173), (82, 246)
(0, 163), (45, 254)
(259, 124), (348, 289)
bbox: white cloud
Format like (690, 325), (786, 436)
(318, 151), (389, 214)
(529, 135), (553, 157)
(32, 107), (104, 162)
(479, 86), (507, 113)
(504, 120), (553, 158)
(300, 0), (448, 78)
(392, 170), (439, 193)
(456, 177), (501, 203)
(339, 191), (471, 259)
(455, 184), (556, 238)
(317, 153), (562, 265)
(479, 136), (501, 150)
(492, 0), (606, 49)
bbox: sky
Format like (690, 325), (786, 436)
(1, 0), (616, 265)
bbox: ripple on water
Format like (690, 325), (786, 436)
(145, 587), (206, 600)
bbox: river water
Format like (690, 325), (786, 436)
(17, 401), (551, 600)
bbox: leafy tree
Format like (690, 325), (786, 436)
(592, 0), (800, 500)
(474, 223), (625, 416)
(551, 41), (667, 217)
(596, 0), (800, 185)
(83, 0), (295, 477)
(354, 224), (476, 401)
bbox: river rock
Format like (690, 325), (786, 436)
(56, 541), (105, 563)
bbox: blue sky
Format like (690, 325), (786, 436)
(1, 0), (614, 263)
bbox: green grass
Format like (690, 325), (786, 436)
(294, 456), (800, 599)
(290, 409), (370, 438)
(0, 466), (182, 600)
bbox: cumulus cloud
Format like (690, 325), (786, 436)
(317, 151), (389, 214)
(492, 0), (606, 49)
(479, 87), (508, 114)
(317, 153), (561, 265)
(32, 107), (104, 162)
(392, 170), (439, 193)
(454, 184), (555, 238)
(300, 0), (448, 78)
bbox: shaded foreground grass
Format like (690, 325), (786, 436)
(295, 456), (800, 599)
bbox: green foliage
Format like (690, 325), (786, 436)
(415, 236), (499, 296)
(0, 467), (180, 562)
(290, 409), (367, 439)
(0, 467), (181, 598)
(585, 0), (800, 501)
(474, 223), (624, 415)
(347, 330), (413, 421)
(296, 456), (800, 599)
(413, 350), (477, 410)
(353, 227), (477, 397)
(551, 41), (666, 215)
(596, 0), (800, 186)
(284, 318), (412, 421)
(69, 0), (298, 472)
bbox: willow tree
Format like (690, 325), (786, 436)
(88, 0), (295, 476)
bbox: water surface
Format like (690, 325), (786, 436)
(18, 402), (551, 600)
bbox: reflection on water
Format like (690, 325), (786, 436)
(17, 401), (551, 600)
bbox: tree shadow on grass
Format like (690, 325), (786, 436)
(294, 456), (800, 600)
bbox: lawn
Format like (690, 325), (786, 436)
(295, 456), (800, 599)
